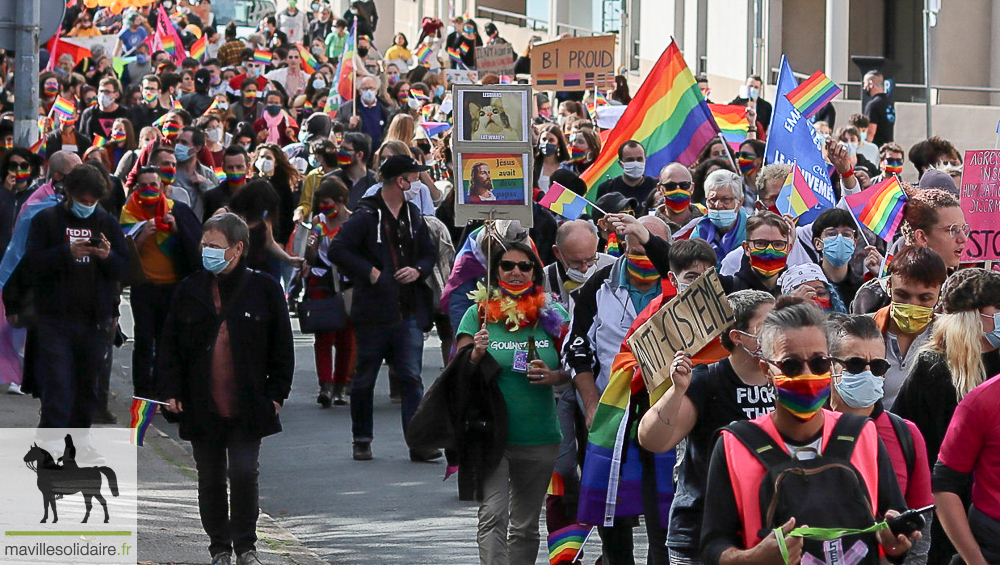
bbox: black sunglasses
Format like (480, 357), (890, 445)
(834, 357), (891, 377)
(764, 355), (834, 377)
(658, 181), (692, 191)
(499, 260), (534, 273)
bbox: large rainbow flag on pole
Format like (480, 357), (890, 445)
(784, 70), (842, 120)
(580, 41), (719, 202)
(708, 104), (750, 149)
(334, 21), (357, 105)
(844, 176), (908, 241)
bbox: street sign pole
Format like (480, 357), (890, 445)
(13, 0), (41, 148)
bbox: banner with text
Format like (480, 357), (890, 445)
(960, 149), (1000, 261)
(531, 35), (616, 92)
(626, 269), (734, 392)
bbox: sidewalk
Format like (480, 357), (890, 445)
(0, 384), (328, 565)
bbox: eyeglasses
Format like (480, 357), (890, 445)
(658, 181), (692, 192)
(707, 196), (737, 207)
(884, 158), (903, 166)
(833, 357), (891, 377)
(821, 228), (857, 240)
(764, 355), (834, 377)
(747, 239), (789, 251)
(564, 255), (598, 271)
(933, 223), (971, 239)
(136, 182), (159, 190)
(499, 260), (534, 273)
(10, 161), (30, 171)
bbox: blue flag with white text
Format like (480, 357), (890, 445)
(765, 56), (834, 224)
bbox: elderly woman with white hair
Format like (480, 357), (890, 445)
(674, 168), (747, 264)
(778, 262), (848, 313)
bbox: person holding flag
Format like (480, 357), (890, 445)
(336, 76), (391, 151)
(45, 106), (92, 159)
(265, 47), (309, 98)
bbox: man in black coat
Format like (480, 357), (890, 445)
(328, 155), (440, 462)
(159, 212), (294, 565)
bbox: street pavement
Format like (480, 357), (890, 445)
(2, 297), (652, 564)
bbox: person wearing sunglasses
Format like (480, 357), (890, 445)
(778, 263), (847, 313)
(827, 314), (934, 564)
(701, 299), (917, 565)
(595, 140), (658, 213)
(638, 289), (774, 565)
(651, 162), (701, 233)
(452, 241), (569, 565)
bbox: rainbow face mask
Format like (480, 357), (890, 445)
(748, 245), (789, 278)
(137, 185), (162, 205)
(738, 156), (758, 176)
(773, 372), (831, 421)
(662, 187), (692, 214)
(625, 254), (659, 284)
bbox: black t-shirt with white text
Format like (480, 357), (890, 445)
(667, 357), (775, 554)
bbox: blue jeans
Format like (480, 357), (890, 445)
(350, 317), (424, 443)
(33, 316), (109, 428)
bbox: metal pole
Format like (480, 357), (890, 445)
(922, 1), (933, 138)
(14, 0), (41, 148)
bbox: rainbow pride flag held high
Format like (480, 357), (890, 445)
(253, 49), (273, 65)
(708, 103), (750, 149)
(129, 397), (160, 447)
(580, 40), (719, 201)
(446, 47), (463, 64)
(844, 176), (908, 241)
(190, 34), (206, 60)
(547, 524), (592, 565)
(785, 70), (842, 120)
(538, 182), (592, 220)
(415, 43), (433, 64)
(296, 43), (318, 74)
(775, 164), (820, 218)
(52, 96), (76, 118)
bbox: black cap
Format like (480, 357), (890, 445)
(485, 23), (499, 36)
(379, 154), (430, 179)
(594, 191), (638, 216)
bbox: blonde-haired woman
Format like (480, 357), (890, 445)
(383, 113), (416, 146)
(892, 268), (1000, 465)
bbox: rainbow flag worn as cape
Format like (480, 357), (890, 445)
(580, 40), (719, 202)
(189, 34), (206, 60)
(844, 176), (908, 241)
(296, 43), (318, 74)
(775, 164), (821, 218)
(538, 182), (590, 220)
(129, 398), (158, 446)
(120, 193), (177, 256)
(785, 70), (842, 120)
(708, 103), (750, 149)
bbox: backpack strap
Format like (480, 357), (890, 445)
(821, 412), (869, 461)
(723, 420), (791, 469)
(886, 411), (915, 476)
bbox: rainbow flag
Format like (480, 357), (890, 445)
(708, 103), (750, 149)
(585, 91), (609, 117)
(580, 41), (719, 201)
(415, 43), (433, 64)
(296, 43), (318, 74)
(29, 137), (47, 160)
(173, 99), (183, 110)
(161, 34), (176, 57)
(190, 34), (206, 60)
(775, 164), (820, 218)
(446, 47), (462, 64)
(52, 96), (76, 118)
(420, 104), (434, 121)
(535, 73), (558, 86)
(547, 524), (592, 565)
(785, 69), (842, 120)
(420, 121), (451, 137)
(459, 42), (470, 55)
(213, 166), (226, 183)
(538, 182), (590, 220)
(253, 49), (273, 65)
(844, 176), (908, 241)
(91, 135), (107, 148)
(334, 21), (357, 103)
(129, 397), (159, 447)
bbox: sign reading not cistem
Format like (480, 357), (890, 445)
(626, 268), (735, 392)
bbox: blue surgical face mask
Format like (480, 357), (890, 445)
(136, 53), (148, 65)
(707, 208), (738, 228)
(174, 143), (192, 162)
(822, 234), (855, 268)
(434, 85), (445, 98)
(202, 247), (231, 274)
(833, 370), (884, 409)
(984, 312), (1000, 348)
(71, 199), (97, 218)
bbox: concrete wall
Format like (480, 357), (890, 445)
(780, 0), (824, 76)
(932, 0), (994, 105)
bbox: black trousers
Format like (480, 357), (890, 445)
(130, 282), (176, 398)
(191, 421), (262, 557)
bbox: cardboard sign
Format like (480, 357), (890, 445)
(475, 44), (516, 76)
(960, 149), (1000, 261)
(445, 69), (479, 85)
(626, 269), (734, 392)
(531, 35), (616, 92)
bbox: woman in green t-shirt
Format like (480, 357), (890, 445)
(455, 241), (569, 565)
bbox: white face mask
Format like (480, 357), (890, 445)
(360, 89), (377, 104)
(216, 100), (229, 111)
(98, 93), (115, 108)
(621, 161), (645, 179)
(565, 263), (596, 284)
(206, 128), (222, 143)
(404, 179), (424, 201)
(407, 97), (422, 110)
(256, 157), (275, 173)
(312, 78), (326, 89)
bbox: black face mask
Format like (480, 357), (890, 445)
(357, 46), (369, 58)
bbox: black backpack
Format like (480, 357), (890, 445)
(725, 413), (882, 564)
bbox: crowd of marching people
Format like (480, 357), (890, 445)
(2, 1), (1000, 565)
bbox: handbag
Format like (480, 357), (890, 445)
(298, 265), (350, 333)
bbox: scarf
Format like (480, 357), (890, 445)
(120, 190), (176, 256)
(690, 209), (748, 263)
(625, 254), (659, 285)
(262, 110), (286, 144)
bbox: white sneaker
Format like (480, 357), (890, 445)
(7, 382), (24, 395)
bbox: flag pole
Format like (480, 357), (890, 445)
(572, 527), (596, 563)
(351, 23), (357, 119)
(133, 396), (171, 406)
(719, 132), (738, 171)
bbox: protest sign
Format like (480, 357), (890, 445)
(445, 69), (478, 85)
(455, 88), (529, 143)
(475, 44), (515, 76)
(531, 35), (616, 92)
(960, 149), (1000, 261)
(456, 153), (530, 206)
(626, 269), (734, 392)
